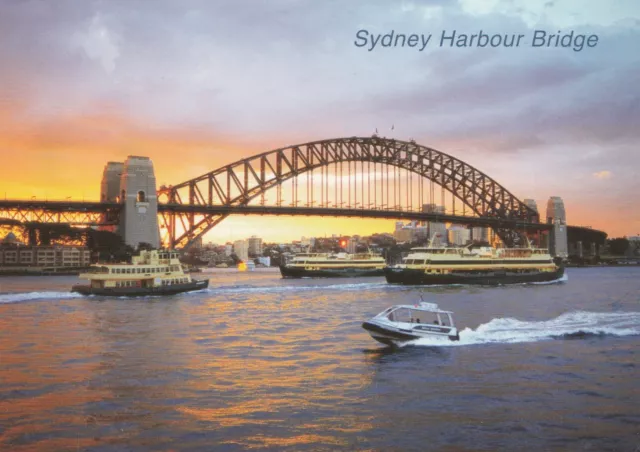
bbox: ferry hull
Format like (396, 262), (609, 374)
(71, 279), (209, 297)
(279, 265), (385, 278)
(384, 267), (565, 286)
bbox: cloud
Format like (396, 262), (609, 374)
(71, 13), (120, 73)
(592, 170), (612, 179)
(0, 0), (638, 236)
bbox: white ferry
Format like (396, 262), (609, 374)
(385, 236), (564, 286)
(71, 250), (209, 296)
(279, 251), (386, 278)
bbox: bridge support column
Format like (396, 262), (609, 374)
(118, 156), (160, 249)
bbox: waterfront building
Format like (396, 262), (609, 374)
(191, 237), (203, 250)
(471, 227), (488, 243)
(448, 227), (471, 246)
(247, 236), (263, 256)
(628, 236), (640, 256)
(300, 236), (316, 248)
(546, 196), (568, 258)
(257, 256), (271, 267)
(393, 221), (429, 244)
(422, 204), (448, 245)
(523, 199), (538, 214)
(233, 240), (249, 262)
(0, 243), (91, 268)
(346, 236), (363, 253)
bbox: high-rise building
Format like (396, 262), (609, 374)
(346, 237), (359, 253)
(471, 227), (488, 243)
(448, 227), (470, 246)
(247, 236), (262, 256)
(233, 240), (249, 262)
(546, 197), (566, 224)
(422, 204), (448, 245)
(300, 236), (316, 248)
(191, 237), (203, 250)
(523, 199), (538, 214)
(546, 196), (568, 257)
(393, 223), (414, 243)
(393, 222), (428, 243)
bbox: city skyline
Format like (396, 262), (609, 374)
(1, 1), (639, 241)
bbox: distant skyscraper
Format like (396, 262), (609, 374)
(448, 227), (470, 246)
(523, 199), (538, 214)
(346, 237), (359, 253)
(546, 197), (566, 224)
(471, 227), (488, 243)
(546, 196), (568, 258)
(422, 204), (448, 244)
(247, 236), (263, 256)
(233, 240), (249, 262)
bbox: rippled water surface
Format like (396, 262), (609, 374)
(1, 267), (639, 451)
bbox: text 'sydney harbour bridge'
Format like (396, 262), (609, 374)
(0, 137), (606, 256)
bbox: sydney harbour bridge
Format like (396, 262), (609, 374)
(0, 137), (606, 255)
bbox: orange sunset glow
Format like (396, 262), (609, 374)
(1, 1), (639, 242)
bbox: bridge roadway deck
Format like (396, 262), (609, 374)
(158, 203), (552, 230)
(0, 200), (606, 241)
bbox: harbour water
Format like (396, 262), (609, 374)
(0, 267), (638, 451)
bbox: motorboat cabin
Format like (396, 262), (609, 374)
(362, 302), (460, 345)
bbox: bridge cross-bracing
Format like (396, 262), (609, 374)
(157, 136), (539, 249)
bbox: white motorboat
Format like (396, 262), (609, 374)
(362, 302), (460, 345)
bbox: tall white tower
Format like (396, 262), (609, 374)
(546, 196), (568, 258)
(118, 156), (160, 249)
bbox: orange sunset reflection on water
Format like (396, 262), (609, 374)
(0, 275), (379, 450)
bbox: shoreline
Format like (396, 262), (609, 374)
(0, 267), (89, 277)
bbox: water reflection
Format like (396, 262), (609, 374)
(0, 269), (638, 451)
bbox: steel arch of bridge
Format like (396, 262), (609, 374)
(158, 136), (539, 249)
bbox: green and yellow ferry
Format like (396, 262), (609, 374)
(72, 250), (209, 296)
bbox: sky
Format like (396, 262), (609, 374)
(0, 0), (639, 242)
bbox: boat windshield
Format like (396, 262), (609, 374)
(385, 307), (454, 326)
